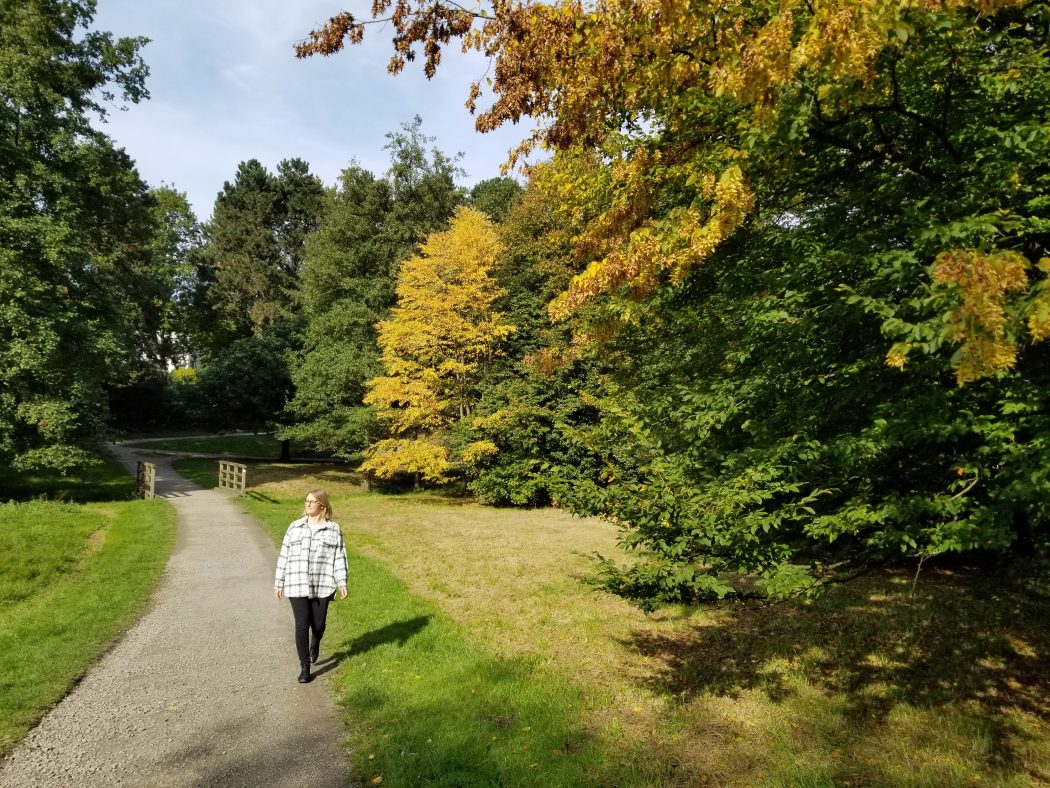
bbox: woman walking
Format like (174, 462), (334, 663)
(273, 489), (349, 683)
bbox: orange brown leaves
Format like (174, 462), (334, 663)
(548, 163), (753, 321)
(931, 249), (1029, 385)
(295, 13), (364, 58)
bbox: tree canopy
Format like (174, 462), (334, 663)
(301, 0), (1050, 604)
(0, 0), (153, 469)
(282, 118), (465, 457)
(192, 157), (325, 356)
(362, 206), (514, 483)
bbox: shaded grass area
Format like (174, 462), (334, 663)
(633, 571), (1050, 786)
(213, 463), (1050, 785)
(0, 452), (135, 503)
(242, 490), (666, 787)
(0, 499), (177, 753)
(123, 433), (283, 457)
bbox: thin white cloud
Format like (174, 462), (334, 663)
(93, 0), (537, 220)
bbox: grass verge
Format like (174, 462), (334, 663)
(209, 462), (1049, 786)
(123, 433), (284, 458)
(173, 457), (219, 489)
(0, 498), (177, 753)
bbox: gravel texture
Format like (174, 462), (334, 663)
(0, 448), (351, 787)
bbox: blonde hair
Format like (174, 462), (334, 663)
(304, 488), (333, 520)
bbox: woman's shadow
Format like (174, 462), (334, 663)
(311, 615), (432, 677)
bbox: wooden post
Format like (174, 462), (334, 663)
(218, 461), (247, 494)
(136, 461), (156, 500)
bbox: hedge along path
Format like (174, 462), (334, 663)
(0, 448), (349, 788)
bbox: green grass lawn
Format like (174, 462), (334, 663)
(243, 489), (665, 787)
(0, 456), (177, 754)
(218, 463), (1050, 787)
(122, 433), (283, 457)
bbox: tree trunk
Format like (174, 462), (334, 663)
(280, 438), (291, 461)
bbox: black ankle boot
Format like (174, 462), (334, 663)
(297, 663), (311, 683)
(310, 637), (320, 664)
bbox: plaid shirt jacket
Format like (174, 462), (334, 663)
(274, 517), (349, 598)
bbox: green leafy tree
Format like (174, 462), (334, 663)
(283, 119), (464, 457)
(194, 325), (297, 432)
(383, 115), (465, 253)
(463, 176), (605, 506)
(362, 207), (514, 485)
(0, 0), (153, 470)
(303, 0), (1050, 605)
(106, 185), (205, 431)
(147, 185), (202, 368)
(469, 177), (522, 223)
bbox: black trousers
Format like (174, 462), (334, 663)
(288, 594), (334, 665)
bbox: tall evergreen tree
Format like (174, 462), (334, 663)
(282, 166), (394, 455)
(195, 157), (324, 356)
(283, 119), (463, 456)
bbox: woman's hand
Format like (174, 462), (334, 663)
(339, 587), (348, 600)
(273, 587), (283, 600)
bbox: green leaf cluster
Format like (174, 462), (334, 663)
(0, 0), (154, 469)
(569, 3), (1050, 603)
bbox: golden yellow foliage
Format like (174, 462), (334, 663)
(302, 0), (1032, 342)
(930, 249), (1029, 385)
(885, 343), (912, 370)
(1027, 258), (1050, 343)
(460, 439), (499, 464)
(360, 438), (451, 481)
(362, 207), (516, 481)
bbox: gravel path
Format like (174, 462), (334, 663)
(0, 448), (351, 787)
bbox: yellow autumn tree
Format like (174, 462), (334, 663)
(360, 206), (516, 485)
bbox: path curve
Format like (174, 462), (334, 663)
(0, 447), (351, 787)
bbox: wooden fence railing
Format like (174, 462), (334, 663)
(136, 461), (156, 500)
(218, 461), (247, 494)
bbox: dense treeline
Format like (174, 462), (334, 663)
(298, 0), (1050, 605)
(4, 0), (1048, 609)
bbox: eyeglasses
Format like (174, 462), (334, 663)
(305, 499), (320, 505)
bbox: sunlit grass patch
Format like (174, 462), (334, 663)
(0, 501), (107, 605)
(0, 499), (176, 754)
(242, 490), (668, 786)
(123, 433), (284, 457)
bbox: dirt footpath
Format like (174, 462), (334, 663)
(0, 448), (350, 787)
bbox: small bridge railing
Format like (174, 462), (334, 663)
(136, 461), (156, 500)
(218, 460), (247, 494)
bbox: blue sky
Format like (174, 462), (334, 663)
(92, 0), (534, 220)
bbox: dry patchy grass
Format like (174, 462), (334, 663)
(238, 463), (1050, 786)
